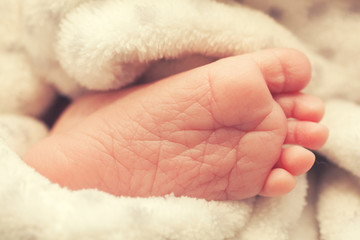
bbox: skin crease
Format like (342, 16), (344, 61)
(24, 49), (328, 200)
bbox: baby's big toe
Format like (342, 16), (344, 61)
(249, 48), (312, 94)
(199, 48), (313, 128)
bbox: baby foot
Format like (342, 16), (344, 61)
(23, 49), (328, 200)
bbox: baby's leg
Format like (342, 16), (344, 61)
(24, 49), (328, 200)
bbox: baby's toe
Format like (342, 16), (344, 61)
(259, 168), (296, 197)
(249, 48), (312, 94)
(275, 146), (315, 176)
(205, 48), (312, 128)
(285, 121), (329, 149)
(274, 93), (325, 122)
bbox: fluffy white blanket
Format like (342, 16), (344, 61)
(1, 0), (360, 239)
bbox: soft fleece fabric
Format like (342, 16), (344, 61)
(0, 0), (360, 239)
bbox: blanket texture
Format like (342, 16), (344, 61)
(1, 0), (359, 239)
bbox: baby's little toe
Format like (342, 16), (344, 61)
(275, 146), (315, 176)
(259, 168), (296, 197)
